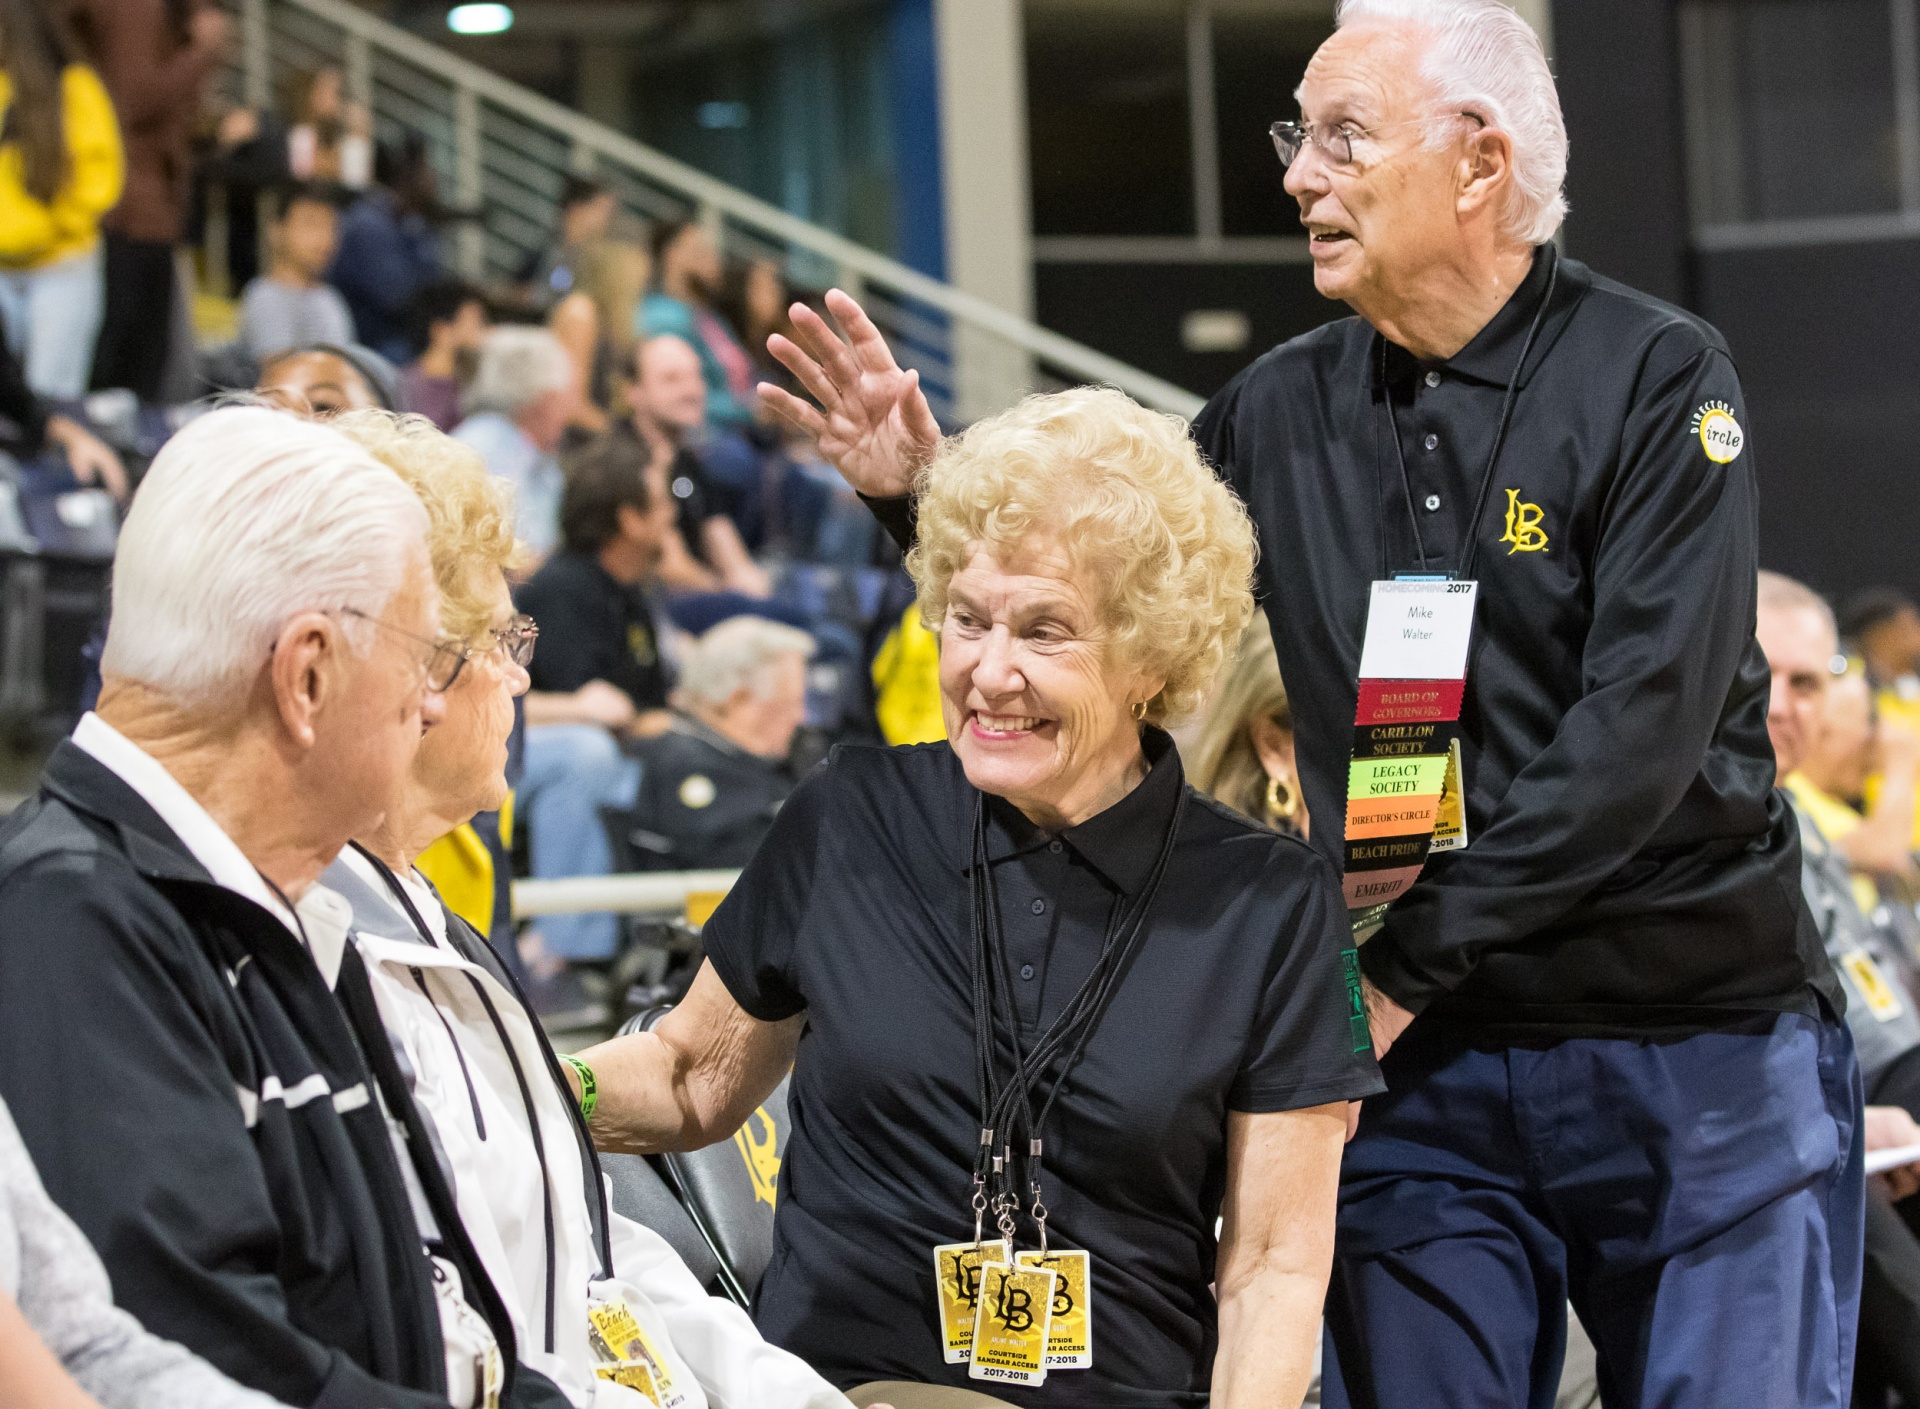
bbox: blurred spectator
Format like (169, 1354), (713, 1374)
(544, 287), (607, 435)
(398, 276), (487, 431)
(0, 326), (124, 495)
(640, 219), (753, 430)
(238, 182), (351, 361)
(1788, 662), (1920, 883)
(194, 102), (289, 291)
(1845, 589), (1920, 695)
(867, 605), (943, 746)
(723, 255), (794, 384)
(256, 342), (395, 417)
(517, 173), (614, 311)
(326, 134), (441, 366)
(1758, 570), (1920, 1408)
(70, 0), (228, 402)
(452, 325), (575, 562)
(622, 615), (812, 871)
(283, 66), (369, 191)
(548, 235), (648, 420)
(1186, 617), (1307, 839)
(516, 432), (675, 964)
(0, 1096), (284, 1409)
(0, 0), (121, 398)
(625, 333), (769, 597)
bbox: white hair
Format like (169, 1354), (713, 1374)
(463, 325), (575, 418)
(1335, 0), (1568, 244)
(678, 616), (815, 711)
(102, 405), (430, 707)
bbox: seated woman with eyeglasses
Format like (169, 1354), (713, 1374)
(316, 411), (867, 1409)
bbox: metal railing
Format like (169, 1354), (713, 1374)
(221, 0), (1205, 423)
(512, 870), (740, 920)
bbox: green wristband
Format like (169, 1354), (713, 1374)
(560, 1054), (597, 1122)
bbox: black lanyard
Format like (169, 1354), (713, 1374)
(1379, 245), (1559, 580)
(966, 784), (1184, 1250)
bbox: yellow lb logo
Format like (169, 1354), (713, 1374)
(1690, 400), (1745, 463)
(733, 1105), (781, 1207)
(1499, 488), (1548, 554)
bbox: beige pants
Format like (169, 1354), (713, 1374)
(847, 1383), (1020, 1409)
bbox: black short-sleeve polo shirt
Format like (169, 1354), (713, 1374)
(702, 731), (1383, 1405)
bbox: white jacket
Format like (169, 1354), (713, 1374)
(325, 847), (852, 1409)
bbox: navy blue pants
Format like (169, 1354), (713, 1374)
(1322, 1013), (1864, 1409)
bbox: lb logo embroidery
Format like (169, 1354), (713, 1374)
(1499, 488), (1549, 554)
(1690, 400), (1745, 463)
(732, 1105), (781, 1207)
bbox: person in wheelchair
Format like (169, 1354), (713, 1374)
(318, 411), (867, 1409)
(618, 615), (813, 873)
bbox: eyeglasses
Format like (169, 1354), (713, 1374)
(473, 613), (539, 670)
(339, 607), (469, 693)
(1270, 112), (1485, 170)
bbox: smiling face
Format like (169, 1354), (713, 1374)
(939, 536), (1160, 830)
(1285, 21), (1475, 309)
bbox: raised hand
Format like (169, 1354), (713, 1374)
(758, 288), (943, 499)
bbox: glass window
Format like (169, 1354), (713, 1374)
(1212, 3), (1333, 237)
(1680, 0), (1901, 225)
(1026, 0), (1193, 236)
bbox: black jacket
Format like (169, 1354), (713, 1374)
(626, 716), (794, 870)
(1192, 250), (1837, 1031)
(0, 743), (566, 1408)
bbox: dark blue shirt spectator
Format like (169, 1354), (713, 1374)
(327, 180), (440, 366)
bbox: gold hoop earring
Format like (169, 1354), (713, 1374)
(1131, 700), (1148, 722)
(1265, 774), (1298, 826)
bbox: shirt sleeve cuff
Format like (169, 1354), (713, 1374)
(1229, 1069), (1386, 1113)
(858, 492), (917, 555)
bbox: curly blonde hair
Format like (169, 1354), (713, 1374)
(908, 386), (1256, 725)
(328, 410), (528, 641)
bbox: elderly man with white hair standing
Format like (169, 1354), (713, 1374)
(0, 407), (571, 1409)
(761, 1), (1861, 1404)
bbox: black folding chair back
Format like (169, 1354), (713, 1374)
(619, 1006), (790, 1307)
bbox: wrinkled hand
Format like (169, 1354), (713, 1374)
(1362, 977), (1415, 1062)
(1865, 1104), (1920, 1202)
(573, 679), (637, 731)
(45, 415), (128, 501)
(758, 288), (942, 499)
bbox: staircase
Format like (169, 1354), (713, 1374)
(217, 0), (1205, 425)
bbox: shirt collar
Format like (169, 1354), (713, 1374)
(70, 713), (352, 979)
(1380, 244), (1581, 392)
(980, 727), (1185, 895)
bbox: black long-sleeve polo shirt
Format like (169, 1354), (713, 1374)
(867, 248), (1838, 1034)
(1192, 248), (1838, 1032)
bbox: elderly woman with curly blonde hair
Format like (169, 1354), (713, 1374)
(577, 387), (1383, 1408)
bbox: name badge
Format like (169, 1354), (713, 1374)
(969, 1261), (1057, 1387)
(1343, 579), (1477, 933)
(1358, 579), (1477, 680)
(933, 1239), (1008, 1364)
(1016, 1248), (1092, 1369)
(587, 1300), (687, 1408)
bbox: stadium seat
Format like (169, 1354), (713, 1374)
(600, 1147), (725, 1293)
(617, 1006), (790, 1307)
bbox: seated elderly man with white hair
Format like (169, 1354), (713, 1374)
(622, 615), (815, 871)
(0, 406), (571, 1409)
(454, 324), (581, 563)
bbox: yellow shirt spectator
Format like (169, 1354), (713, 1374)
(0, 65), (123, 271)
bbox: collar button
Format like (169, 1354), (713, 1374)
(1425, 370), (1441, 388)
